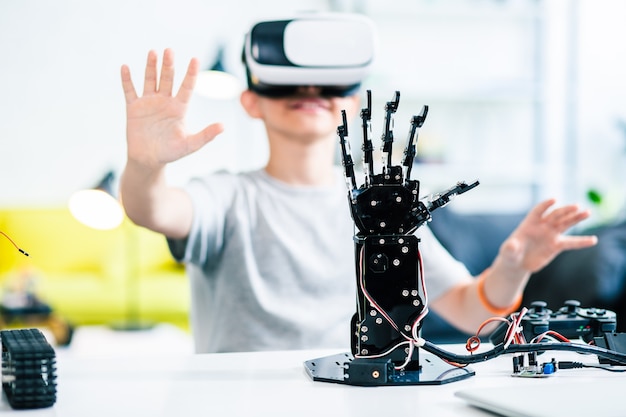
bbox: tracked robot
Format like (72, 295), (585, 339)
(0, 233), (57, 408)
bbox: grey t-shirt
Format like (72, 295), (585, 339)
(169, 169), (470, 353)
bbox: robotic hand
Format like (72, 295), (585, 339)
(338, 90), (479, 368)
(307, 91), (626, 386)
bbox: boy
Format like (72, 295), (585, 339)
(119, 15), (596, 353)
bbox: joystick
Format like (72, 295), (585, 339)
(491, 300), (617, 344)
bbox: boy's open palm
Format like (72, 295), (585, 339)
(120, 48), (223, 168)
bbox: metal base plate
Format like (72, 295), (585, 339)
(304, 351), (474, 386)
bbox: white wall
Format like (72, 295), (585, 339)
(576, 0), (626, 221)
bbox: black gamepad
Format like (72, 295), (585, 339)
(490, 300), (617, 344)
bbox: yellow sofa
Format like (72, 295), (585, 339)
(0, 207), (189, 331)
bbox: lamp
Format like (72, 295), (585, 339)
(69, 171), (150, 331)
(68, 171), (123, 231)
(194, 45), (241, 100)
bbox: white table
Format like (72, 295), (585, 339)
(1, 344), (624, 416)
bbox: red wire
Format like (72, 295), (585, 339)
(465, 313), (520, 353)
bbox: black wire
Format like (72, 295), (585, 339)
(581, 364), (626, 372)
(559, 361), (626, 372)
(420, 340), (626, 366)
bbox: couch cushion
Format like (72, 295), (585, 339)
(427, 208), (524, 275)
(421, 208), (524, 342)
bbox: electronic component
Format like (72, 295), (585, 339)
(511, 353), (557, 377)
(490, 300), (617, 345)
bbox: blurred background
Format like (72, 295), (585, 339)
(1, 0), (625, 343)
(1, 0), (625, 214)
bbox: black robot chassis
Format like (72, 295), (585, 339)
(1, 328), (57, 409)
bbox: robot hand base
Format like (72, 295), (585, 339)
(304, 351), (474, 386)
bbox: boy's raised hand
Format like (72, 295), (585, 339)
(498, 199), (598, 274)
(120, 48), (224, 169)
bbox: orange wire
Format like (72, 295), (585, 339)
(0, 230), (29, 256)
(466, 316), (511, 353)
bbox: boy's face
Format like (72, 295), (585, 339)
(241, 86), (360, 143)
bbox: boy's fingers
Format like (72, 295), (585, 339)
(159, 48), (175, 96)
(187, 123), (224, 152)
(120, 65), (138, 103)
(143, 50), (158, 95)
(527, 199), (556, 222)
(542, 204), (591, 231)
(176, 57), (199, 103)
(559, 235), (598, 251)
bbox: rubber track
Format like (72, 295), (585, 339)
(1, 328), (57, 409)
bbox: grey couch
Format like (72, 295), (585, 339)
(422, 208), (626, 342)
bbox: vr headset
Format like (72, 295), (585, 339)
(243, 13), (376, 98)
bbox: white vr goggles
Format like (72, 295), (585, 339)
(243, 13), (377, 97)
